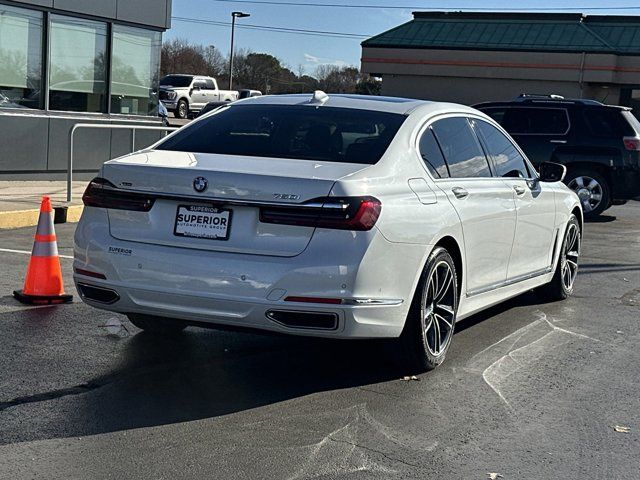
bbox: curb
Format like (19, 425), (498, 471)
(0, 205), (84, 229)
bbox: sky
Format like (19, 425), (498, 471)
(166, 0), (640, 76)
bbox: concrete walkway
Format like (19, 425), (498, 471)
(0, 181), (86, 229)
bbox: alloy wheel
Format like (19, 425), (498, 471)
(178, 102), (187, 119)
(422, 260), (456, 356)
(561, 223), (580, 291)
(568, 176), (603, 214)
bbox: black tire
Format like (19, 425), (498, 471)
(175, 99), (189, 119)
(538, 214), (581, 301)
(395, 246), (459, 373)
(565, 168), (611, 218)
(127, 313), (187, 334)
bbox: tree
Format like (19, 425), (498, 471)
(316, 65), (360, 93)
(355, 75), (382, 96)
(160, 38), (225, 78)
(233, 52), (282, 92)
(159, 39), (375, 95)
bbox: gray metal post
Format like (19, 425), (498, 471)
(67, 126), (75, 202)
(229, 14), (236, 90)
(66, 124), (177, 204)
(228, 12), (250, 90)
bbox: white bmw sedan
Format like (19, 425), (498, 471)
(74, 92), (582, 371)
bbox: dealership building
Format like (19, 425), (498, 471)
(0, 0), (172, 178)
(362, 12), (640, 110)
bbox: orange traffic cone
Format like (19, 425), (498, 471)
(13, 196), (73, 305)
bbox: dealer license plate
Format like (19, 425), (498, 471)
(174, 205), (232, 240)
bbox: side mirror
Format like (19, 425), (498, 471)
(539, 161), (566, 182)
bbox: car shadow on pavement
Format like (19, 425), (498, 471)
(586, 215), (616, 223)
(1, 290), (556, 444)
(577, 262), (640, 274)
(1, 329), (404, 443)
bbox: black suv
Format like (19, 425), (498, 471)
(474, 95), (640, 217)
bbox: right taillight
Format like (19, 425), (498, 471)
(260, 196), (382, 231)
(623, 136), (640, 151)
(82, 177), (155, 212)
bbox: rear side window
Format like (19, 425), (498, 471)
(475, 120), (530, 178)
(501, 108), (569, 135)
(157, 104), (406, 164)
(431, 117), (492, 178)
(418, 127), (449, 178)
(583, 108), (635, 137)
(480, 107), (507, 124)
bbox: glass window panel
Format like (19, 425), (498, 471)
(111, 25), (161, 116)
(49, 15), (107, 112)
(583, 108), (634, 137)
(480, 107), (507, 124)
(475, 120), (530, 178)
(431, 117), (492, 178)
(502, 108), (569, 135)
(418, 127), (449, 178)
(158, 105), (406, 164)
(0, 5), (42, 109)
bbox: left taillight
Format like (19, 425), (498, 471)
(82, 177), (155, 212)
(260, 196), (382, 231)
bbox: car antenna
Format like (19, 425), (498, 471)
(309, 90), (329, 106)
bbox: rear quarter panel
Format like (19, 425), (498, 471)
(330, 106), (466, 306)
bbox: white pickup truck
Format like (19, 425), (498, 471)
(159, 74), (238, 119)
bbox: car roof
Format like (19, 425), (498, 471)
(235, 93), (477, 115)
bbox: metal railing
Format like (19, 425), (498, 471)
(68, 124), (178, 202)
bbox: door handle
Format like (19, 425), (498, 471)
(513, 185), (526, 196)
(549, 139), (567, 144)
(452, 187), (469, 199)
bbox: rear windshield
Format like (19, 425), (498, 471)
(157, 104), (406, 164)
(160, 75), (192, 87)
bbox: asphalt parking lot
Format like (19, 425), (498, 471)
(0, 202), (639, 479)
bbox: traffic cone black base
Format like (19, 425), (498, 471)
(13, 290), (73, 305)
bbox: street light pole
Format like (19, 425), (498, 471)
(229, 11), (250, 90)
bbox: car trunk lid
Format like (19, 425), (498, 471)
(103, 150), (367, 257)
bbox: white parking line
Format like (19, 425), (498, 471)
(0, 247), (73, 260)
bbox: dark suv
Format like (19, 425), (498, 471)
(474, 95), (640, 217)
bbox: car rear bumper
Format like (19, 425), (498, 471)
(73, 207), (427, 338)
(74, 279), (407, 338)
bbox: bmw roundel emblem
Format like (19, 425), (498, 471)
(193, 176), (208, 193)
